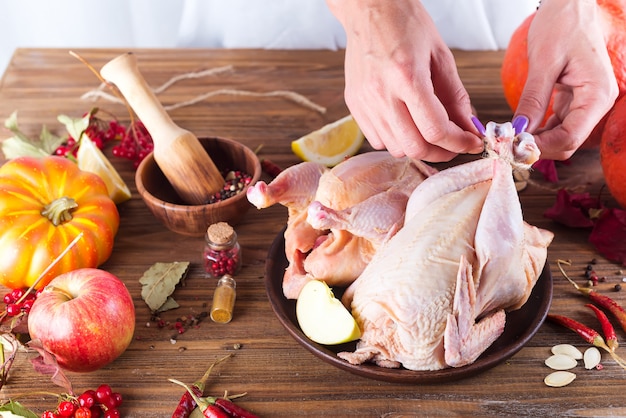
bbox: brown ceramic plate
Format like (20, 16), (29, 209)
(264, 228), (553, 384)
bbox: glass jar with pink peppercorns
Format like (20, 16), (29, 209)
(203, 222), (242, 278)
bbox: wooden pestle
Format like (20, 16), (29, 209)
(100, 53), (225, 205)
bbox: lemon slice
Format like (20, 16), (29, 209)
(77, 136), (131, 204)
(291, 115), (364, 166)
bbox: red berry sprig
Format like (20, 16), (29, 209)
(2, 288), (40, 317)
(53, 110), (154, 169)
(111, 120), (154, 168)
(54, 113), (126, 159)
(41, 385), (123, 418)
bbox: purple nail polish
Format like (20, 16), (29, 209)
(512, 116), (529, 135)
(471, 116), (486, 136)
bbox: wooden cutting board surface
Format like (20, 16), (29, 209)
(0, 48), (623, 417)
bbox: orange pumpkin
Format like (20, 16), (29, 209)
(0, 156), (119, 290)
(501, 0), (626, 146)
(600, 95), (626, 209)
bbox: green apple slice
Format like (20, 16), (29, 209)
(296, 280), (361, 345)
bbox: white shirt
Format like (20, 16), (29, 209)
(176, 0), (537, 50)
(0, 0), (537, 75)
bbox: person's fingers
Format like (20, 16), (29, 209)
(404, 86), (482, 157)
(347, 105), (384, 150)
(513, 65), (558, 134)
(344, 67), (468, 161)
(351, 95), (460, 161)
(535, 86), (616, 160)
(431, 51), (482, 136)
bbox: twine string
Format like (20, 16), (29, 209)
(82, 65), (326, 114)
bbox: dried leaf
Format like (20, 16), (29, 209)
(0, 334), (21, 391)
(0, 400), (39, 418)
(39, 125), (65, 155)
(1, 137), (50, 159)
(26, 339), (73, 394)
(139, 262), (190, 311)
(57, 113), (89, 141)
(544, 189), (600, 228)
(3, 111), (28, 140)
(589, 208), (626, 266)
(0, 312), (29, 335)
(533, 159), (559, 183)
(2, 111), (65, 159)
(543, 188), (626, 265)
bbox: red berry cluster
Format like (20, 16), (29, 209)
(42, 385), (123, 418)
(3, 288), (40, 317)
(54, 117), (126, 159)
(53, 110), (154, 169)
(110, 121), (154, 168)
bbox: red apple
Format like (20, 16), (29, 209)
(28, 268), (135, 373)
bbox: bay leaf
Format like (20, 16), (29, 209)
(157, 296), (180, 313)
(139, 261), (190, 311)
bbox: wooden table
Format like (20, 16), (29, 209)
(0, 48), (624, 417)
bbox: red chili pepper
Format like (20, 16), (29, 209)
(261, 159), (283, 178)
(171, 355), (233, 418)
(172, 386), (201, 418)
(172, 387), (196, 418)
(586, 303), (619, 352)
(203, 404), (230, 418)
(215, 398), (259, 418)
(558, 259), (626, 333)
(586, 291), (626, 334)
(546, 314), (609, 350)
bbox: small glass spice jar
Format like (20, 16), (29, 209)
(210, 274), (236, 323)
(203, 222), (242, 278)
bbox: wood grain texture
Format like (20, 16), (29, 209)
(0, 48), (623, 417)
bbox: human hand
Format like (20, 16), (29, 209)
(513, 0), (619, 161)
(326, 0), (483, 162)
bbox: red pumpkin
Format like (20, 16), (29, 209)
(600, 95), (626, 209)
(0, 156), (119, 290)
(501, 0), (626, 146)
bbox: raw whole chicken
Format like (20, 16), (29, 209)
(247, 151), (436, 299)
(337, 121), (554, 371)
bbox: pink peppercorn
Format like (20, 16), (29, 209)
(203, 222), (242, 278)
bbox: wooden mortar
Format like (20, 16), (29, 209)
(100, 52), (225, 205)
